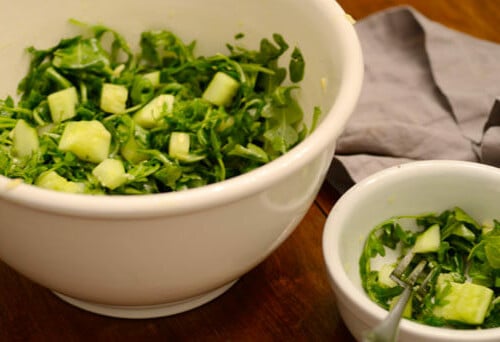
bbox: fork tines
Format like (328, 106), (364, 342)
(390, 251), (427, 288)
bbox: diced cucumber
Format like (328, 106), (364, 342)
(35, 170), (85, 193)
(433, 281), (494, 325)
(389, 293), (413, 319)
(120, 136), (149, 164)
(142, 71), (160, 87)
(436, 273), (464, 290)
(378, 263), (398, 288)
(92, 159), (128, 190)
(167, 132), (205, 162)
(58, 120), (111, 163)
(451, 224), (476, 242)
(169, 132), (190, 159)
(413, 223), (440, 253)
(12, 119), (39, 157)
(100, 83), (128, 114)
(133, 94), (174, 128)
(47, 87), (78, 123)
(202, 72), (239, 106)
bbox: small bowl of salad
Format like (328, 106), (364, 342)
(323, 160), (500, 341)
(0, 0), (363, 318)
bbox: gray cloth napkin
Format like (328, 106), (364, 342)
(327, 6), (500, 193)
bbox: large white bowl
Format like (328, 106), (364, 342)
(323, 160), (500, 341)
(0, 0), (363, 318)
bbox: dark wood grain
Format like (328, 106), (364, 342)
(339, 0), (500, 43)
(1, 1), (497, 341)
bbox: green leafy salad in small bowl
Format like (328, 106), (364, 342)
(360, 207), (500, 329)
(0, 20), (315, 195)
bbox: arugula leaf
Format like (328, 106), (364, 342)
(289, 47), (305, 83)
(52, 37), (114, 76)
(139, 30), (195, 68)
(483, 227), (500, 269)
(262, 86), (304, 155)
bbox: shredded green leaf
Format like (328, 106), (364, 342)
(0, 21), (318, 195)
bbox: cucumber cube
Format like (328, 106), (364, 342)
(58, 120), (111, 163)
(451, 224), (476, 242)
(47, 87), (78, 123)
(142, 71), (160, 87)
(169, 132), (190, 159)
(436, 273), (463, 288)
(413, 223), (441, 253)
(12, 119), (39, 157)
(433, 281), (494, 325)
(100, 83), (128, 114)
(202, 72), (239, 106)
(35, 170), (85, 193)
(92, 159), (128, 190)
(133, 94), (174, 128)
(378, 263), (398, 288)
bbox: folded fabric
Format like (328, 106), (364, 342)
(327, 6), (500, 194)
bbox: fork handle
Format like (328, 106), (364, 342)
(362, 287), (411, 342)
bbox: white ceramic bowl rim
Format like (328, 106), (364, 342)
(0, 0), (363, 218)
(323, 160), (500, 340)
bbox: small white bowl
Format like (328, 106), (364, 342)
(323, 160), (500, 342)
(0, 0), (363, 318)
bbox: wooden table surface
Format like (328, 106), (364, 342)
(1, 1), (498, 341)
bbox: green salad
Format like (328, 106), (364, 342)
(0, 20), (317, 194)
(360, 207), (500, 329)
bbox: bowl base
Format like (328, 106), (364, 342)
(53, 279), (238, 319)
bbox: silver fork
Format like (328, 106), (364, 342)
(362, 251), (431, 342)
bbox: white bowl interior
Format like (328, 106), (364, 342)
(323, 160), (500, 341)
